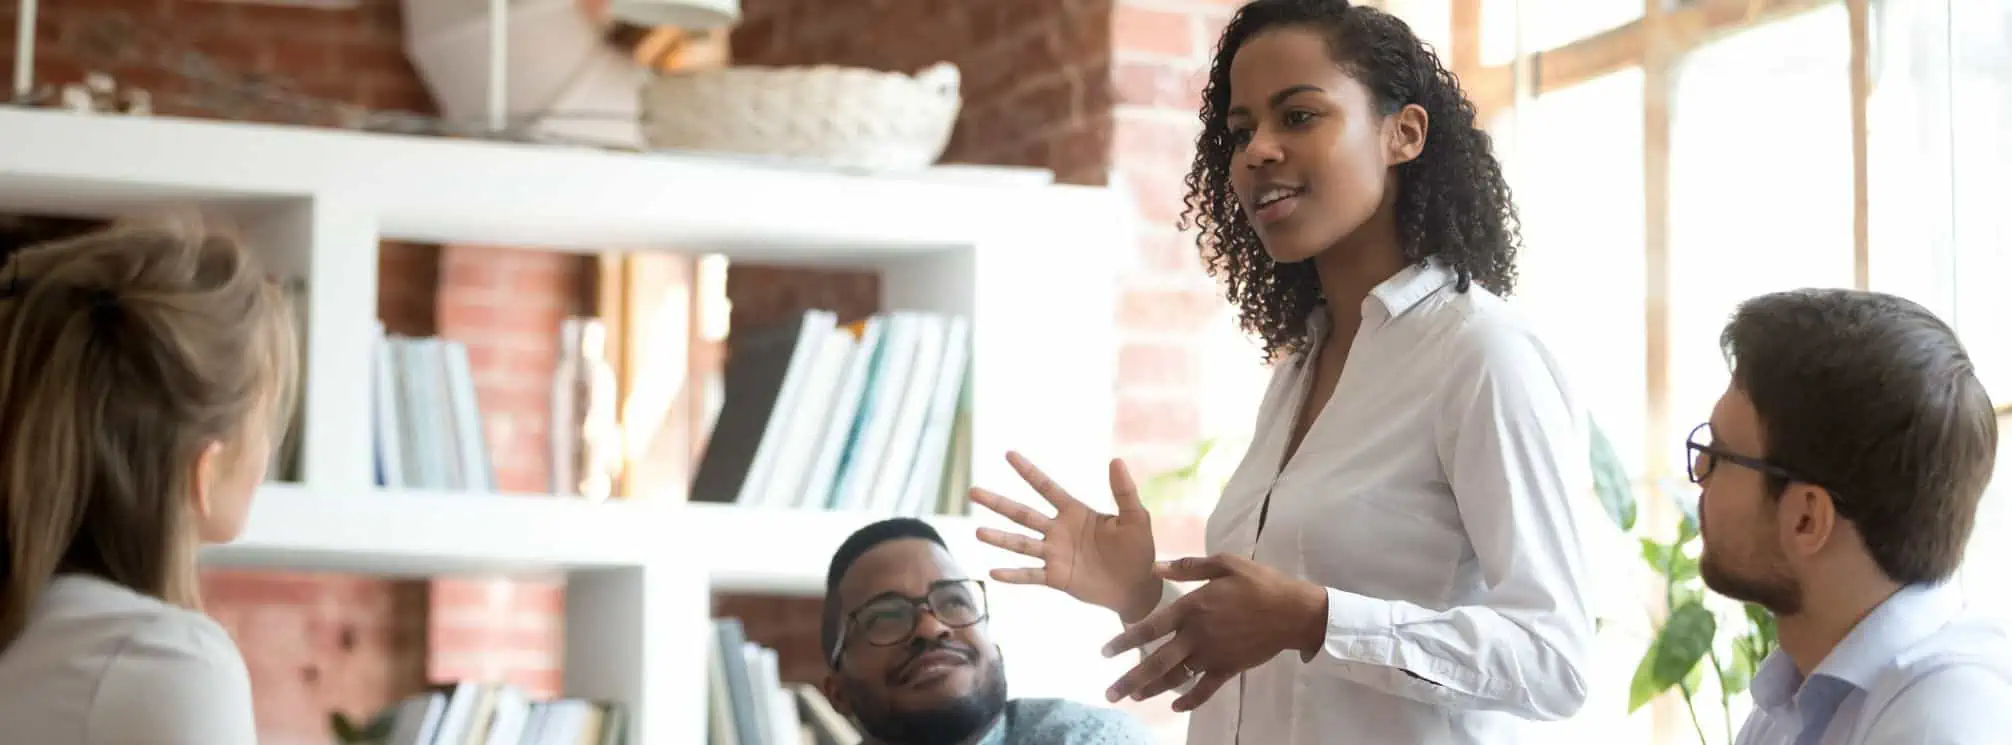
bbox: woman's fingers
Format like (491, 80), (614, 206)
(1172, 671), (1232, 712)
(1130, 656), (1200, 701)
(1006, 451), (1086, 511)
(1109, 458), (1148, 518)
(975, 527), (1047, 560)
(968, 487), (1053, 533)
(1107, 628), (1193, 702)
(989, 566), (1048, 585)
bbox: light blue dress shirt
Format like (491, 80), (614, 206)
(1733, 582), (2012, 745)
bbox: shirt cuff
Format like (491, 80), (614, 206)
(1305, 587), (1399, 668)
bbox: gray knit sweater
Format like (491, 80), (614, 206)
(968, 698), (1159, 745)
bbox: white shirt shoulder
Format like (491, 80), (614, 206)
(0, 575), (256, 745)
(1858, 614), (2012, 745)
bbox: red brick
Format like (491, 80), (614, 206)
(1138, 226), (1206, 275)
(267, 37), (337, 81)
(1113, 4), (1197, 59)
(1118, 341), (1202, 388)
(1115, 392), (1204, 446)
(1150, 512), (1209, 557)
(1119, 288), (1221, 331)
(200, 571), (429, 745)
(1045, 114), (1115, 187)
(427, 579), (565, 697)
(1115, 113), (1202, 167)
(715, 593), (828, 684)
(1113, 58), (1206, 110)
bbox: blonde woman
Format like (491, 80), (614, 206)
(0, 218), (297, 745)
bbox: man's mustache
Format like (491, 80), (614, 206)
(893, 638), (978, 682)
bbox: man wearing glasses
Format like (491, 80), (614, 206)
(1692, 288), (2012, 745)
(821, 518), (1155, 745)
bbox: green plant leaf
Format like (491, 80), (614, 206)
(1137, 438), (1220, 511)
(1588, 419), (1638, 531)
(330, 713), (363, 744)
(1627, 638), (1681, 712)
(1629, 600), (1717, 712)
(1655, 602), (1718, 687)
(1745, 602), (1779, 656)
(1724, 631), (1763, 695)
(1639, 537), (1699, 581)
(1627, 641), (1661, 712)
(1674, 492), (1701, 542)
(1671, 583), (1705, 611)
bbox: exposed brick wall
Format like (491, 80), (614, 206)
(1108, 0), (1236, 485)
(200, 572), (431, 745)
(425, 575), (569, 699)
(725, 264), (882, 329)
(0, 0), (433, 122)
(378, 242), (442, 336)
(436, 245), (597, 496)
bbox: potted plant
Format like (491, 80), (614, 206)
(1588, 420), (1778, 745)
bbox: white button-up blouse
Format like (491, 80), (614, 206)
(1156, 259), (1598, 745)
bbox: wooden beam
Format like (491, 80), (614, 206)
(1848, 0), (1871, 289)
(1640, 1), (1680, 740)
(1449, 0), (1481, 78)
(595, 29), (732, 498)
(1449, 0), (1491, 119)
(1641, 0), (1674, 491)
(1465, 0), (1834, 109)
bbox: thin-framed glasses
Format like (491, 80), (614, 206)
(829, 579), (989, 668)
(1684, 422), (1816, 488)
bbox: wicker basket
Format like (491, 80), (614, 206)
(639, 62), (961, 171)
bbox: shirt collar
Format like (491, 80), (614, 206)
(1305, 258), (1456, 337)
(1811, 581), (1964, 689)
(1747, 581), (1964, 711)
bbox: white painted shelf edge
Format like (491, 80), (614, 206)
(0, 106), (1080, 258)
(201, 485), (1002, 594)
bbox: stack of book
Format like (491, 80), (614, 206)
(692, 309), (972, 517)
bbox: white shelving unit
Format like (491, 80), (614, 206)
(0, 106), (1138, 745)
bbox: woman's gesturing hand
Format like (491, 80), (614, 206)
(1098, 554), (1329, 711)
(969, 452), (1162, 621)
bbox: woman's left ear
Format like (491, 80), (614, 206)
(1386, 103), (1429, 166)
(189, 440), (224, 521)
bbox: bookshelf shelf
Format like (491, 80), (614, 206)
(688, 502), (996, 595)
(0, 104), (1131, 745)
(202, 485), (674, 576)
(0, 106), (1065, 257)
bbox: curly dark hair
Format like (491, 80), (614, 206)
(1181, 0), (1521, 361)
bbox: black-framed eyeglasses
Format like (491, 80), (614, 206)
(1684, 422), (1813, 488)
(829, 579), (989, 668)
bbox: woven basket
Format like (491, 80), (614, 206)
(639, 62), (961, 171)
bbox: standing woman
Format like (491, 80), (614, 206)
(969, 1), (1596, 744)
(0, 218), (297, 745)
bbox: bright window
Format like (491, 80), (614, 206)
(1663, 3), (1856, 470)
(1500, 67), (1649, 478)
(1481, 0), (1643, 66)
(1939, 0), (2012, 621)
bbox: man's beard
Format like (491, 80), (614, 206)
(1700, 543), (1803, 615)
(843, 646), (1009, 745)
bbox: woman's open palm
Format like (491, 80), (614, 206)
(970, 452), (1159, 619)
